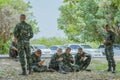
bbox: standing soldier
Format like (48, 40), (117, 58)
(75, 48), (91, 71)
(62, 47), (79, 72)
(14, 14), (33, 75)
(49, 48), (66, 74)
(103, 24), (116, 73)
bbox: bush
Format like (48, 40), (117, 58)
(30, 37), (74, 47)
(30, 37), (100, 48)
(0, 40), (11, 54)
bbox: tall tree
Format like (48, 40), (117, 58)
(58, 0), (120, 43)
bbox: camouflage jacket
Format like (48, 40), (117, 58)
(75, 52), (88, 65)
(14, 21), (33, 41)
(31, 52), (41, 66)
(49, 53), (63, 67)
(62, 53), (74, 66)
(105, 30), (115, 45)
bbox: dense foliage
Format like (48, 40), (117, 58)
(0, 0), (39, 53)
(58, 0), (120, 43)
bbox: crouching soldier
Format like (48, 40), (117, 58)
(31, 49), (47, 72)
(9, 38), (18, 59)
(75, 48), (91, 71)
(49, 48), (66, 74)
(62, 47), (79, 72)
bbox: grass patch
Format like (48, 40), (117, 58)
(89, 60), (120, 72)
(90, 60), (107, 71)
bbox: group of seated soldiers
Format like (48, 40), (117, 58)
(31, 47), (91, 74)
(9, 39), (91, 74)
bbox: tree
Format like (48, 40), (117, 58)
(58, 0), (120, 43)
(112, 0), (120, 9)
(0, 0), (39, 53)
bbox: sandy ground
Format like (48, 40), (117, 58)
(0, 58), (120, 80)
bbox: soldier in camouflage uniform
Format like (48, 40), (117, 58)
(49, 48), (66, 73)
(31, 49), (47, 72)
(14, 14), (33, 75)
(75, 48), (91, 70)
(9, 38), (18, 59)
(62, 47), (79, 72)
(103, 24), (116, 73)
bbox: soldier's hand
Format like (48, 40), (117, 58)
(41, 60), (45, 63)
(103, 40), (107, 45)
(70, 58), (74, 61)
(58, 57), (63, 61)
(16, 48), (18, 51)
(38, 62), (41, 65)
(38, 61), (44, 65)
(80, 57), (84, 61)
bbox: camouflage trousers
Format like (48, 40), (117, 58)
(78, 55), (91, 70)
(49, 61), (64, 71)
(49, 61), (79, 72)
(105, 45), (116, 68)
(49, 63), (59, 71)
(63, 64), (79, 72)
(32, 65), (47, 72)
(18, 40), (32, 69)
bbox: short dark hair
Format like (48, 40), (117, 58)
(66, 47), (71, 50)
(36, 49), (41, 54)
(78, 47), (83, 50)
(105, 24), (110, 28)
(57, 48), (62, 51)
(20, 14), (26, 17)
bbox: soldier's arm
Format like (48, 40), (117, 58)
(38, 57), (41, 62)
(50, 54), (58, 63)
(110, 32), (115, 43)
(31, 55), (40, 66)
(38, 60), (44, 65)
(70, 54), (74, 63)
(74, 54), (79, 64)
(31, 57), (37, 65)
(81, 52), (91, 61)
(61, 54), (66, 63)
(13, 24), (19, 39)
(105, 32), (115, 44)
(11, 42), (17, 51)
(28, 25), (34, 39)
(84, 52), (90, 57)
(10, 42), (14, 49)
(79, 53), (85, 61)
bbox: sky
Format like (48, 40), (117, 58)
(24, 0), (66, 39)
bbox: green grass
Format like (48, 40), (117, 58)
(90, 60), (107, 71)
(89, 60), (120, 72)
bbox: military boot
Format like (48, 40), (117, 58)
(28, 67), (33, 75)
(83, 63), (89, 70)
(19, 67), (27, 75)
(59, 62), (67, 74)
(112, 66), (116, 73)
(107, 63), (112, 72)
